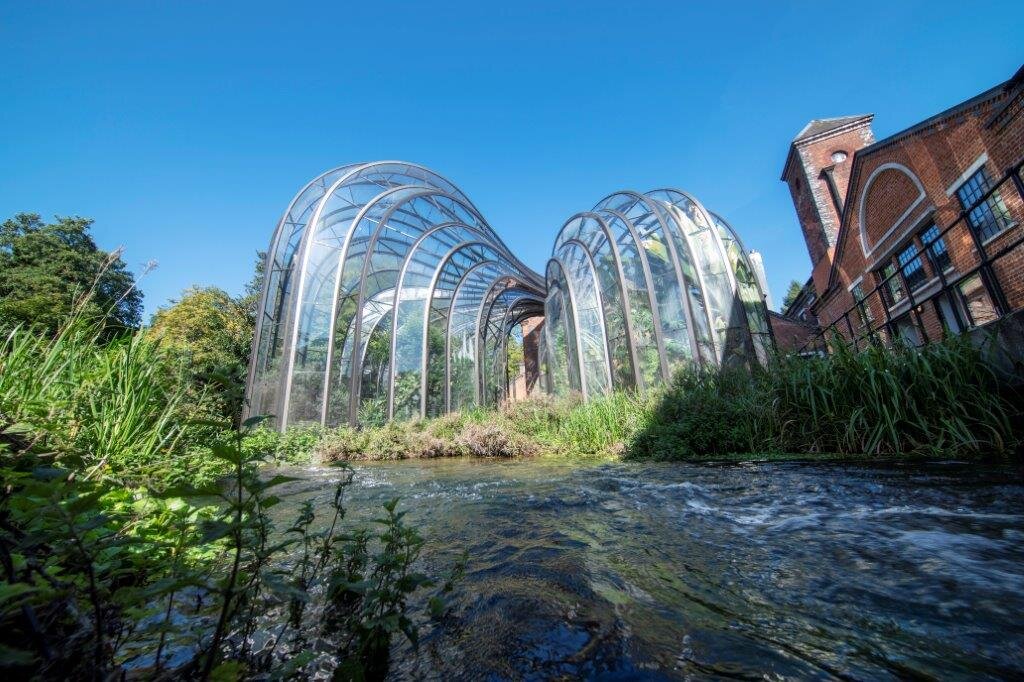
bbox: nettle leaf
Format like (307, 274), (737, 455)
(399, 615), (419, 646)
(209, 660), (244, 682)
(260, 475), (300, 491)
(262, 573), (308, 601)
(190, 418), (232, 430)
(0, 582), (37, 608)
(210, 443), (241, 465)
(339, 579), (372, 595)
(2, 423), (35, 436)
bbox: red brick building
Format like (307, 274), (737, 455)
(779, 65), (1024, 350)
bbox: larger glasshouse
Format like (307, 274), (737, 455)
(245, 162), (773, 428)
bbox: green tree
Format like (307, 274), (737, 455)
(782, 279), (804, 311)
(0, 213), (143, 333)
(238, 250), (266, 322)
(148, 286), (253, 421)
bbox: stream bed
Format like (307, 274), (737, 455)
(271, 459), (1024, 680)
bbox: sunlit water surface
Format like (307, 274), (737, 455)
(270, 459), (1024, 680)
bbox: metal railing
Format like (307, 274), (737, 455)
(800, 158), (1024, 354)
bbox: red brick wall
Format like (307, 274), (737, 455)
(861, 168), (921, 248)
(520, 316), (543, 397)
(804, 81), (1024, 345)
(768, 311), (819, 353)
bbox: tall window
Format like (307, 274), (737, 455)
(919, 224), (951, 271)
(956, 166), (1013, 242)
(896, 242), (926, 291)
(879, 263), (905, 305)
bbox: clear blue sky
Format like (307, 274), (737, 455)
(2, 1), (1021, 318)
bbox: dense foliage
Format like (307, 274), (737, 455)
(0, 214), (143, 334)
(148, 287), (254, 424)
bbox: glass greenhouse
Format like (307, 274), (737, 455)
(245, 162), (772, 428)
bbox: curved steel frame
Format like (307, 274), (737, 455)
(245, 161), (772, 428)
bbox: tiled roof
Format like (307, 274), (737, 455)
(792, 115), (872, 142)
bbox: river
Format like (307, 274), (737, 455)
(270, 459), (1024, 680)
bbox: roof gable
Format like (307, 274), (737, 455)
(781, 114), (874, 180)
(793, 115), (873, 142)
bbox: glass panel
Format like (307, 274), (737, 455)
(556, 243), (611, 397)
(647, 191), (736, 363)
(880, 263), (905, 305)
(896, 243), (926, 291)
(570, 215), (635, 389)
(708, 211), (771, 365)
(920, 224), (951, 272)
(958, 274), (999, 327)
(391, 223), (487, 421)
(544, 260), (581, 396)
(597, 193), (702, 373)
(597, 210), (661, 387)
(249, 164), (364, 422)
(852, 283), (874, 326)
(894, 315), (922, 347)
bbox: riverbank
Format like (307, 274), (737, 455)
(250, 336), (1023, 465)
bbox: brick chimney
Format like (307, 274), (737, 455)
(781, 115), (874, 294)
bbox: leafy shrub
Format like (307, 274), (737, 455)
(0, 419), (458, 679)
(242, 424), (324, 464)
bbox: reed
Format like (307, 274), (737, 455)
(0, 315), (219, 485)
(629, 334), (1019, 460)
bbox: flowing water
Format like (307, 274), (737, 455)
(271, 459), (1024, 680)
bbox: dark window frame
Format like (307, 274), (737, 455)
(956, 166), (1014, 243)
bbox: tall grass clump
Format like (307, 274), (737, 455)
(629, 335), (1020, 460)
(0, 317), (209, 484)
(769, 335), (1018, 457)
(303, 391), (650, 463)
(507, 391), (651, 456)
